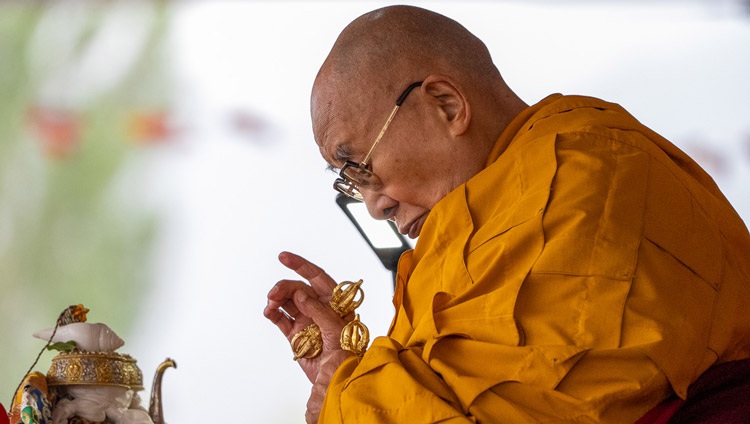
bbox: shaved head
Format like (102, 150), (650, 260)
(312, 5), (522, 153)
(319, 5), (499, 95)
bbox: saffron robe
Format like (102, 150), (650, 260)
(318, 94), (750, 423)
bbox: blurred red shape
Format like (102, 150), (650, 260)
(26, 106), (81, 159)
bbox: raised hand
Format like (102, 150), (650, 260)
(264, 252), (352, 383)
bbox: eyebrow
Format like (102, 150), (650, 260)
(325, 143), (353, 172)
(335, 143), (353, 162)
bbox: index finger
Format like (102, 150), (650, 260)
(278, 251), (337, 296)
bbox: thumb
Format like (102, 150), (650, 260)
(294, 290), (343, 333)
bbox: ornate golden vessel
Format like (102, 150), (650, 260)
(46, 351), (144, 390)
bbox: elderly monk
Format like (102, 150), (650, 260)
(264, 5), (750, 423)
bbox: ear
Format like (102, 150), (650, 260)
(421, 74), (471, 137)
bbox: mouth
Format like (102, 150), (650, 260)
(398, 212), (429, 239)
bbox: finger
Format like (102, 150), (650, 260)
(279, 251), (337, 296)
(266, 298), (299, 322)
(294, 290), (345, 337)
(266, 279), (321, 342)
(267, 280), (315, 310)
(267, 279), (323, 316)
(265, 282), (312, 335)
(279, 299), (300, 319)
(263, 302), (295, 336)
(264, 300), (315, 342)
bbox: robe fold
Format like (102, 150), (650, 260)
(318, 94), (750, 423)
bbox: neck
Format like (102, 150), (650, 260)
(476, 91), (528, 164)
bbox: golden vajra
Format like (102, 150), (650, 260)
(329, 279), (365, 317)
(291, 324), (323, 360)
(340, 314), (369, 357)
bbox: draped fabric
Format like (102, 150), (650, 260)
(318, 94), (750, 423)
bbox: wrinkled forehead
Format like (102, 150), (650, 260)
(311, 80), (383, 166)
(312, 106), (367, 169)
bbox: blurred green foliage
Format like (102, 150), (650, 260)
(0, 1), (170, 406)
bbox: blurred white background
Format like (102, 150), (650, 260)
(2, 1), (749, 423)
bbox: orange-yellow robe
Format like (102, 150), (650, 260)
(319, 94), (750, 423)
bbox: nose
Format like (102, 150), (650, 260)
(361, 189), (398, 221)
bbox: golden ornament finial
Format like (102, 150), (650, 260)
(59, 304), (89, 326)
(329, 279), (365, 317)
(340, 314), (369, 357)
(291, 324), (323, 360)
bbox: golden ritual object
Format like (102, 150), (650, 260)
(10, 303), (177, 424)
(340, 314), (369, 357)
(291, 323), (323, 360)
(46, 351), (144, 390)
(329, 279), (365, 317)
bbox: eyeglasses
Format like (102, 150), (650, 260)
(333, 81), (424, 201)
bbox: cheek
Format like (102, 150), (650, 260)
(378, 129), (452, 206)
(387, 164), (447, 207)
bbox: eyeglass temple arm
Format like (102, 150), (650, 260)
(361, 104), (400, 166)
(361, 81), (423, 166)
(396, 82), (423, 106)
